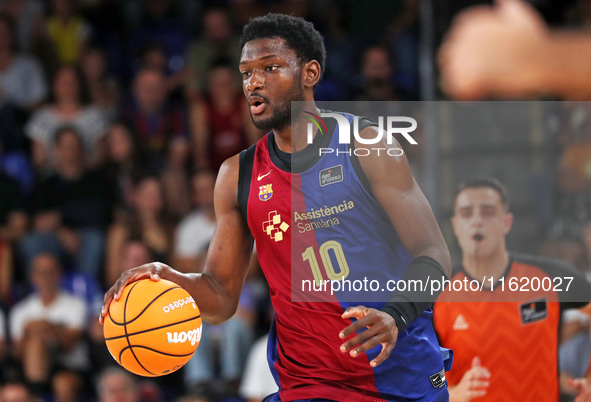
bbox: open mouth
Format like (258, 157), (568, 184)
(250, 96), (267, 115)
(472, 234), (484, 242)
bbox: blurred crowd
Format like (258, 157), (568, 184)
(0, 0), (590, 401)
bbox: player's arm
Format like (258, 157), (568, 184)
(340, 126), (451, 366)
(101, 155), (254, 325)
(357, 128), (450, 271)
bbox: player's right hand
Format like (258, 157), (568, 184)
(100, 262), (169, 324)
(448, 356), (490, 402)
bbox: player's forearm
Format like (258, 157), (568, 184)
(160, 268), (238, 325)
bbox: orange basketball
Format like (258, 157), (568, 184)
(103, 278), (202, 377)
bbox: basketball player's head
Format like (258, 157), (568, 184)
(452, 177), (513, 260)
(240, 13), (326, 130)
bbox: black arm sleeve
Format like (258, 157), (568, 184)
(380, 256), (449, 332)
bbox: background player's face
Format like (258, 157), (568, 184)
(452, 187), (513, 260)
(240, 38), (304, 131)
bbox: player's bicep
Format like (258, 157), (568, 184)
(356, 127), (451, 274)
(201, 156), (254, 309)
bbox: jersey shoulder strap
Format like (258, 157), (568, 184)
(238, 142), (257, 220)
(349, 116), (378, 194)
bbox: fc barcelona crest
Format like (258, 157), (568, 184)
(259, 184), (273, 201)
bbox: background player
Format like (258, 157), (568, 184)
(102, 13), (453, 401)
(433, 178), (591, 401)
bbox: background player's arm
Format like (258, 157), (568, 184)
(101, 155), (254, 325)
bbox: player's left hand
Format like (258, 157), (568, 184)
(569, 378), (591, 402)
(339, 306), (398, 367)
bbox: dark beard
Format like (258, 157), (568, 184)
(251, 84), (305, 131)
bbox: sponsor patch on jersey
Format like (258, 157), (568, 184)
(429, 369), (446, 389)
(319, 165), (343, 187)
(259, 184), (273, 201)
(520, 298), (547, 324)
(263, 210), (289, 242)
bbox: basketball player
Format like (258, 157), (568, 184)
(102, 14), (452, 401)
(433, 178), (591, 401)
(439, 0), (591, 100)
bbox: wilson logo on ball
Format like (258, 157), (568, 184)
(162, 296), (197, 313)
(167, 327), (202, 346)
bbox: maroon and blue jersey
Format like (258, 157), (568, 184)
(238, 111), (451, 401)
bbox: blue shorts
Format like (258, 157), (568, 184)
(262, 396), (335, 402)
(262, 393), (449, 402)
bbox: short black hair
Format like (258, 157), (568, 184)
(240, 13), (326, 83)
(455, 177), (510, 211)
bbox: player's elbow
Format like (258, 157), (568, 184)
(204, 307), (237, 326)
(419, 244), (452, 278)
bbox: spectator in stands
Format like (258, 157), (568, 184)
(0, 241), (13, 307)
(121, 68), (186, 170)
(173, 170), (216, 273)
(138, 43), (189, 100)
(0, 158), (27, 246)
(175, 395), (210, 402)
(25, 64), (108, 172)
(0, 382), (35, 402)
(185, 8), (240, 100)
(0, 308), (5, 364)
(43, 0), (91, 66)
(560, 307), (591, 398)
(21, 127), (114, 277)
(9, 253), (88, 395)
(102, 121), (150, 214)
(105, 176), (172, 285)
(190, 60), (259, 171)
(547, 144), (591, 260)
(125, 0), (188, 85)
(354, 45), (410, 102)
(0, 0), (44, 54)
(96, 367), (139, 402)
(160, 137), (191, 221)
(51, 370), (83, 402)
(0, 142), (27, 304)
(384, 0), (420, 96)
(0, 12), (47, 111)
(80, 46), (119, 119)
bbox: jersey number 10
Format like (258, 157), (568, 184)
(301, 240), (350, 286)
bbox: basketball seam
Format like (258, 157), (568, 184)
(118, 344), (197, 358)
(122, 281), (156, 376)
(109, 286), (181, 326)
(104, 315), (201, 341)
